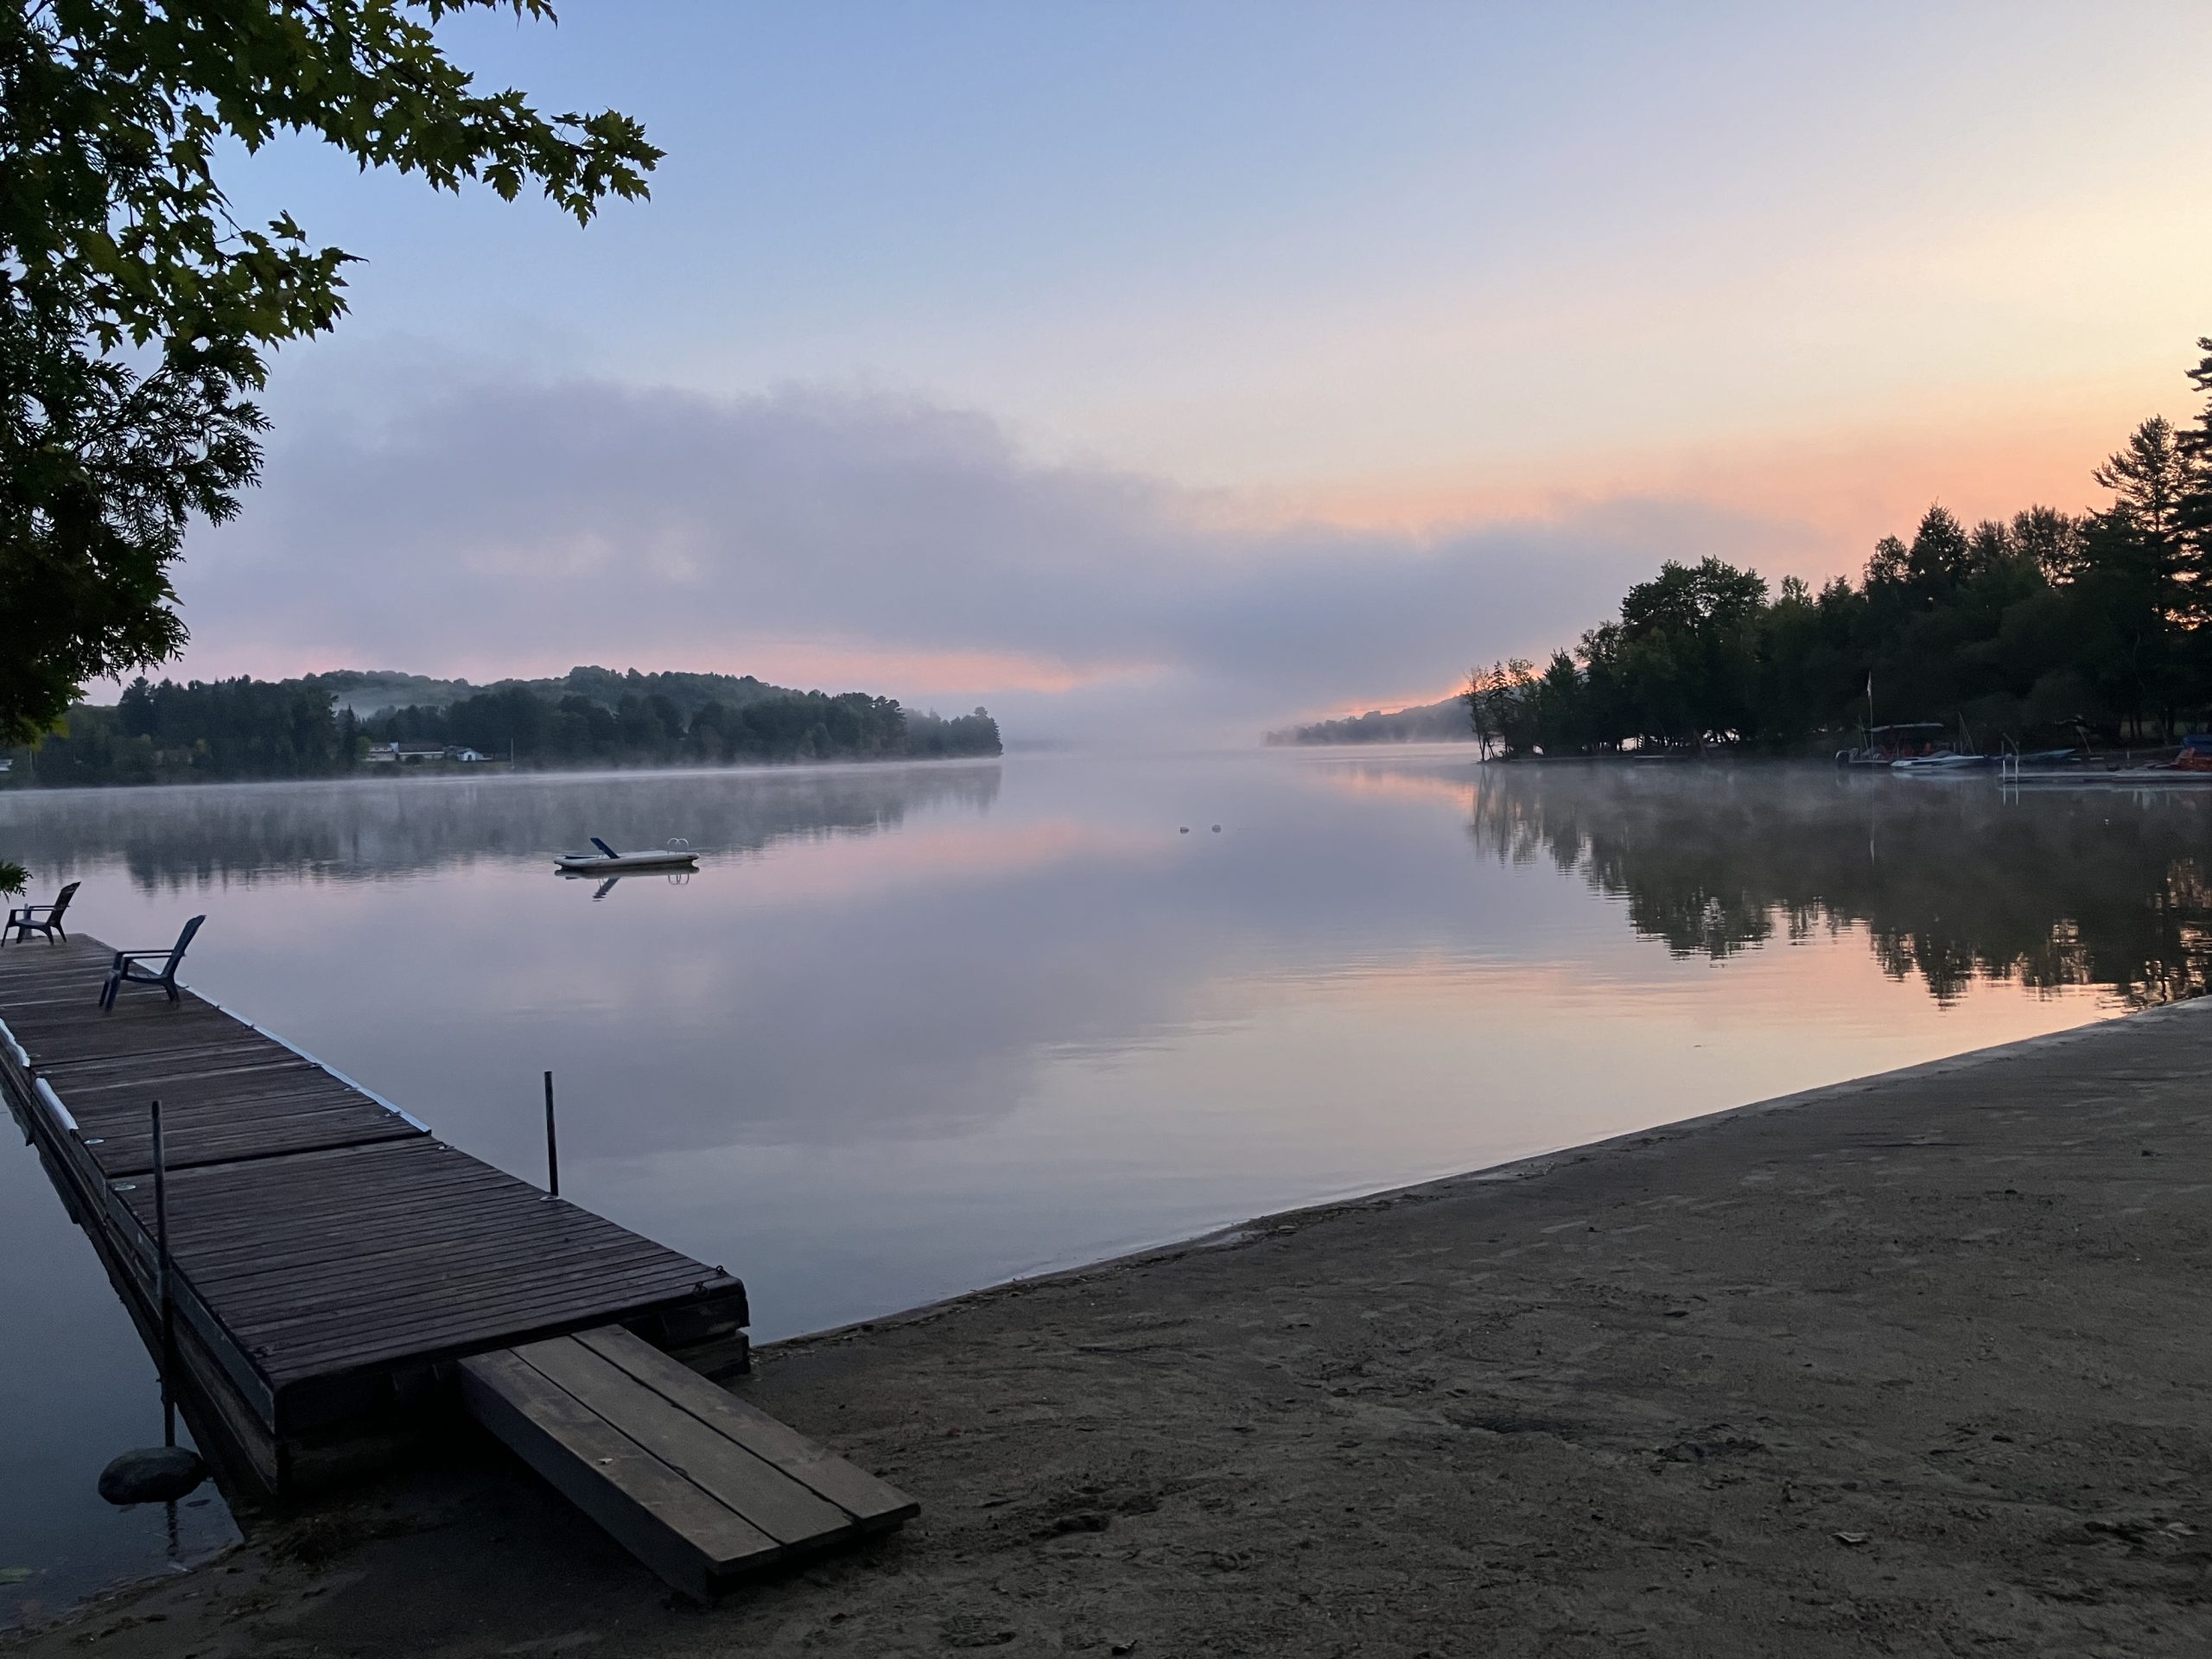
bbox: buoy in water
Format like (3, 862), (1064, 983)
(98, 1446), (207, 1505)
(1211, 824), (1221, 832)
(1179, 826), (1189, 834)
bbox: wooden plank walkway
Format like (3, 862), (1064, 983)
(0, 933), (748, 1491)
(461, 1326), (916, 1599)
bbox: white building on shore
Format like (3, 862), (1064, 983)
(361, 742), (489, 765)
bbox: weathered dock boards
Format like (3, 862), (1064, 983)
(461, 1325), (917, 1598)
(0, 934), (748, 1493)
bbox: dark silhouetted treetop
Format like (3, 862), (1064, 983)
(2094, 416), (2191, 548)
(0, 2), (659, 743)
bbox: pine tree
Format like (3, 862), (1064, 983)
(2177, 338), (2212, 588)
(2096, 417), (2190, 541)
(1905, 505), (1974, 602)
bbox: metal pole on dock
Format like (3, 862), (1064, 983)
(543, 1070), (560, 1198)
(151, 1096), (175, 1450)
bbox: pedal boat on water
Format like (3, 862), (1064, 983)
(1891, 749), (1994, 773)
(554, 836), (699, 874)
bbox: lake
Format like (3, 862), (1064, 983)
(4, 748), (2209, 1624)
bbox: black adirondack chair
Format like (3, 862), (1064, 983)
(99, 915), (206, 1010)
(6, 881), (80, 944)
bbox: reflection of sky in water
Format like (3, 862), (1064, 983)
(5, 750), (2203, 1621)
(0, 1131), (236, 1629)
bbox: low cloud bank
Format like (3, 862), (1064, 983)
(175, 366), (1822, 743)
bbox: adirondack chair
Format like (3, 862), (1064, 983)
(99, 915), (206, 1010)
(5, 881), (79, 944)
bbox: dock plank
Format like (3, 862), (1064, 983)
(459, 1347), (779, 1600)
(76, 1090), (423, 1177)
(514, 1336), (852, 1544)
(575, 1326), (917, 1528)
(465, 1330), (913, 1598)
(207, 1238), (708, 1325)
(108, 1138), (729, 1390)
(60, 1058), (352, 1097)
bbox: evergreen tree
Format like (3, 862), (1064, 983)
(2094, 416), (2192, 555)
(2177, 338), (2212, 591)
(1904, 505), (1974, 604)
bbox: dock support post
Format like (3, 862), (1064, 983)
(543, 1070), (560, 1198)
(151, 1096), (175, 1450)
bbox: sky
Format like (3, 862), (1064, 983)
(166, 1), (2212, 742)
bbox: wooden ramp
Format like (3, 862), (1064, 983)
(461, 1325), (917, 1599)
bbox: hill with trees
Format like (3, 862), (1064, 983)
(5, 668), (1000, 786)
(1268, 698), (1472, 745)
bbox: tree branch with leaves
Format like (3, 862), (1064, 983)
(0, 0), (660, 743)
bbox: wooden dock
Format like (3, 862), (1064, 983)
(0, 934), (912, 1593)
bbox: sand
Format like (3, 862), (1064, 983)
(10, 1002), (2212, 1657)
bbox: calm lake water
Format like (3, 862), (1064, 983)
(5, 747), (2210, 1623)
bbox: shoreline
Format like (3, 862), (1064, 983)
(783, 1007), (2154, 1355)
(10, 1000), (2212, 1654)
(0, 751), (1006, 798)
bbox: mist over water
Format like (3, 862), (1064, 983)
(3, 748), (2205, 1624)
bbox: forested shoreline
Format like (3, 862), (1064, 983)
(3, 666), (1001, 786)
(1459, 337), (2212, 758)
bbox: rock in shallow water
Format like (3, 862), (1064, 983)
(97, 1446), (207, 1505)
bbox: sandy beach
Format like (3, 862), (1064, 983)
(10, 1001), (2212, 1657)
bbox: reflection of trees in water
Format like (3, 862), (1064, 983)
(0, 762), (1002, 892)
(1465, 764), (2212, 1006)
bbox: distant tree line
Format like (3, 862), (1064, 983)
(309, 664), (854, 722)
(18, 677), (360, 784)
(365, 686), (999, 766)
(8, 671), (1001, 785)
(1268, 698), (1469, 746)
(1465, 336), (2212, 757)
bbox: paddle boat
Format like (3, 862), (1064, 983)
(554, 836), (699, 874)
(2000, 737), (2212, 786)
(1835, 721), (1948, 766)
(1891, 750), (1993, 773)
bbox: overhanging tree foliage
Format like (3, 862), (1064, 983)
(0, 0), (659, 743)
